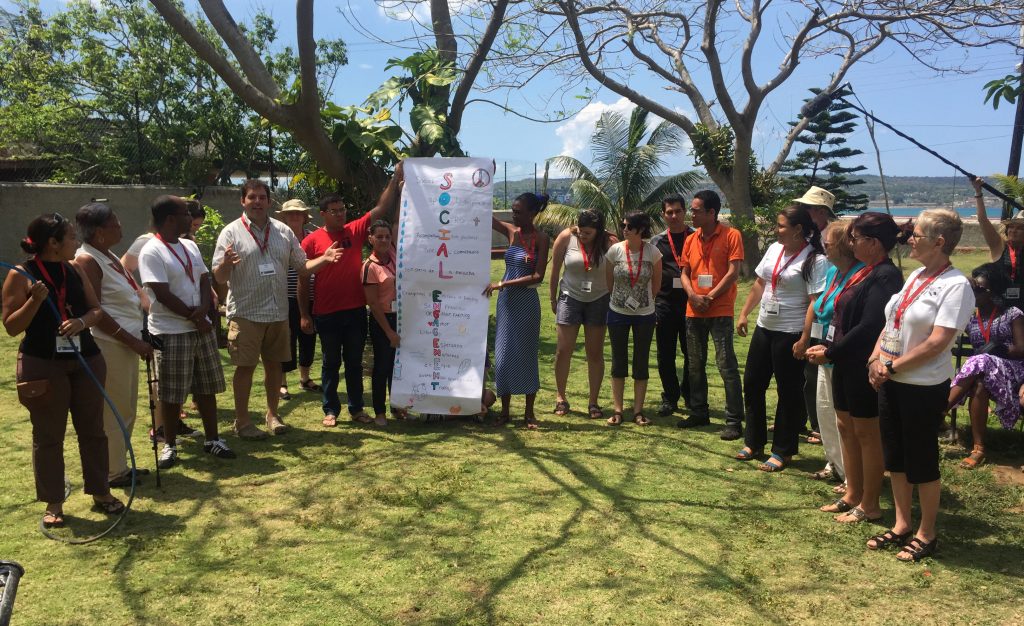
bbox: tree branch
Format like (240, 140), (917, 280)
(449, 0), (509, 135)
(295, 0), (319, 118)
(196, 0), (279, 98)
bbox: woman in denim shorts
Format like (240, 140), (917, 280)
(549, 210), (617, 419)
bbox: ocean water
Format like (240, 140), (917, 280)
(862, 207), (978, 219)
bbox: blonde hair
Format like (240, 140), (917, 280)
(917, 209), (963, 255)
(824, 221), (855, 261)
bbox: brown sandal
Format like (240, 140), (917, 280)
(553, 400), (570, 416)
(960, 446), (985, 469)
(42, 511), (65, 528)
(588, 405), (604, 419)
(606, 411), (623, 426)
(633, 412), (650, 426)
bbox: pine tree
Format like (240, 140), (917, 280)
(781, 87), (869, 213)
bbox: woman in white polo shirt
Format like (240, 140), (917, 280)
(736, 205), (828, 472)
(866, 209), (974, 562)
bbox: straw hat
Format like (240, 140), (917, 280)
(793, 186), (837, 218)
(278, 198), (313, 220)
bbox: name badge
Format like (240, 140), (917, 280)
(56, 335), (79, 353)
(697, 274), (713, 288)
(764, 299), (780, 316)
(810, 322), (824, 340)
(258, 262), (276, 276)
(826, 325), (835, 342)
(390, 300), (397, 312)
(581, 281), (593, 293)
(625, 296), (640, 311)
(672, 277), (682, 289)
(1006, 287), (1021, 300)
(880, 329), (903, 358)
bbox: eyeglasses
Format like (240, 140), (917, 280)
(621, 223), (631, 231)
(322, 208), (346, 216)
(850, 233), (873, 243)
(909, 231), (928, 240)
(971, 282), (991, 293)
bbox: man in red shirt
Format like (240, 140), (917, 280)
(678, 190), (746, 440)
(299, 162), (404, 426)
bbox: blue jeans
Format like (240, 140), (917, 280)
(685, 316), (744, 427)
(315, 307), (367, 417)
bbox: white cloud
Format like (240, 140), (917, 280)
(359, 63), (373, 70)
(553, 97), (637, 160)
(378, 0), (483, 21)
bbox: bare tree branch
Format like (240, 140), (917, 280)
(196, 0), (279, 97)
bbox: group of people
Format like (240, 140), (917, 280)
(4, 162), (1020, 562)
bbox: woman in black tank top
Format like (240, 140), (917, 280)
(1, 213), (124, 528)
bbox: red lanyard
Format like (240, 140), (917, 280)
(156, 234), (194, 284)
(976, 308), (997, 343)
(1009, 247), (1018, 280)
(521, 230), (537, 265)
(770, 243), (808, 292)
(892, 263), (952, 329)
(241, 215), (270, 254)
(105, 252), (139, 291)
(666, 230), (687, 269)
(624, 242), (644, 287)
(33, 259), (68, 321)
(836, 262), (879, 301)
(576, 235), (592, 272)
(817, 266), (854, 314)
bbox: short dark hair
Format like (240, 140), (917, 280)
(21, 213), (71, 255)
(849, 211), (900, 252)
(973, 262), (1010, 304)
(370, 219), (391, 235)
(622, 211), (653, 239)
(151, 195), (183, 228)
(693, 190), (721, 215)
(75, 202), (114, 243)
(318, 193), (344, 212)
(185, 199), (206, 220)
(662, 193), (686, 211)
(514, 192), (549, 214)
(240, 179), (271, 199)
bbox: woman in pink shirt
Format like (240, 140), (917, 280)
(362, 220), (399, 426)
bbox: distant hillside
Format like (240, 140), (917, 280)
(495, 174), (984, 209)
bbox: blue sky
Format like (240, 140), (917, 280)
(30, 1), (1024, 182)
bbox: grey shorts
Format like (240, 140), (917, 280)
(153, 330), (226, 404)
(555, 292), (610, 327)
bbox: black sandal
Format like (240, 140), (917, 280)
(91, 497), (126, 515)
(299, 379), (321, 392)
(553, 400), (570, 416)
(896, 536), (938, 562)
(867, 529), (913, 551)
(42, 511), (65, 528)
(588, 405), (604, 419)
(819, 498), (854, 514)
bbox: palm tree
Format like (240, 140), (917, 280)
(542, 107), (702, 230)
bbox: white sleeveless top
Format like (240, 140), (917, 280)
(77, 242), (145, 341)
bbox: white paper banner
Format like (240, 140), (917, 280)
(392, 157), (494, 415)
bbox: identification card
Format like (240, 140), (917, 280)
(258, 262), (276, 276)
(624, 296), (640, 311)
(390, 300), (397, 312)
(764, 298), (780, 316)
(826, 325), (835, 342)
(697, 274), (713, 288)
(56, 335), (79, 353)
(1006, 287), (1021, 300)
(810, 322), (824, 340)
(880, 329), (903, 358)
(672, 277), (682, 289)
(581, 281), (593, 293)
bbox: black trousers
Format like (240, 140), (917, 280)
(655, 300), (690, 408)
(743, 325), (807, 457)
(284, 297), (316, 373)
(369, 313), (397, 415)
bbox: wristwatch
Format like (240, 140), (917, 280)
(883, 359), (896, 375)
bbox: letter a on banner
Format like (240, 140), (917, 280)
(392, 157), (494, 415)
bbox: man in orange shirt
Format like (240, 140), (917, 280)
(677, 190), (745, 440)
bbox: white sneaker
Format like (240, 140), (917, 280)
(157, 444), (178, 469)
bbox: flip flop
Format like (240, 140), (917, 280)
(42, 511), (65, 528)
(835, 506), (882, 524)
(322, 414), (338, 428)
(758, 453), (788, 472)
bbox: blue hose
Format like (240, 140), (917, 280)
(2, 261), (136, 544)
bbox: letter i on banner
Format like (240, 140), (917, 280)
(392, 158), (494, 416)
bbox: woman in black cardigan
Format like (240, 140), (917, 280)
(806, 213), (905, 523)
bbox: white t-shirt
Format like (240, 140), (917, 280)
(883, 266), (975, 386)
(754, 242), (829, 333)
(138, 236), (209, 335)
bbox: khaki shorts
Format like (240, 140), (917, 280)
(226, 318), (291, 367)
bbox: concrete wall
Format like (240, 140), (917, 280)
(0, 183), (244, 262)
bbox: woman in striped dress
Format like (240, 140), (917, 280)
(485, 193), (550, 429)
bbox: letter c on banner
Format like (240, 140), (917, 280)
(439, 210), (450, 225)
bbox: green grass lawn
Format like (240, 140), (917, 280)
(1, 250), (1022, 625)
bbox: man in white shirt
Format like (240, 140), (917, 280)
(213, 180), (341, 439)
(139, 195), (235, 469)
